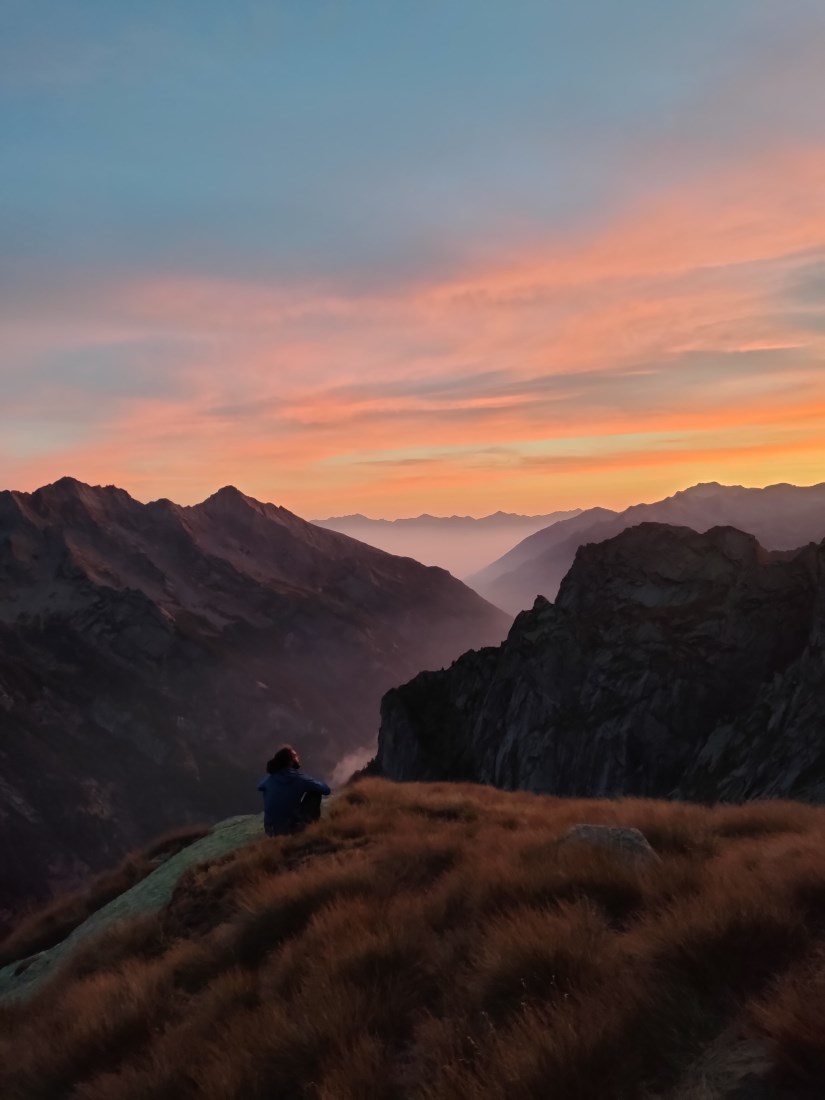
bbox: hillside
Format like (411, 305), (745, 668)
(2, 780), (825, 1098)
(312, 509), (581, 579)
(0, 478), (508, 927)
(378, 523), (825, 801)
(470, 482), (825, 613)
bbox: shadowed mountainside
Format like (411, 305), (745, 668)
(3, 780), (825, 1098)
(469, 481), (825, 613)
(378, 522), (825, 801)
(0, 478), (508, 928)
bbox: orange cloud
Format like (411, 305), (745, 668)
(5, 146), (825, 517)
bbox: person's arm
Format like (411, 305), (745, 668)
(298, 773), (331, 797)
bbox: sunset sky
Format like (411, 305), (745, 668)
(3, 1), (825, 517)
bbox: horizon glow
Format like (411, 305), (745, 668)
(2, 2), (825, 518)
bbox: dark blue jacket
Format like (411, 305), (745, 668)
(257, 769), (331, 835)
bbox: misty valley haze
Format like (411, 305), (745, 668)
(312, 508), (581, 578)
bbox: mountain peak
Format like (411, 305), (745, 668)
(206, 485), (248, 502)
(196, 487), (302, 528)
(31, 477), (134, 512)
(555, 522), (770, 617)
(676, 481), (726, 496)
(49, 475), (84, 491)
(199, 485), (259, 514)
(35, 476), (89, 501)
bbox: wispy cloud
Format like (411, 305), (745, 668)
(3, 18), (825, 518)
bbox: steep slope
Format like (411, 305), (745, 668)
(313, 508), (581, 578)
(470, 482), (825, 613)
(0, 478), (508, 926)
(377, 523), (825, 801)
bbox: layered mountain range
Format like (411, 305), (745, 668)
(377, 522), (825, 802)
(313, 508), (581, 578)
(469, 481), (825, 613)
(0, 478), (508, 927)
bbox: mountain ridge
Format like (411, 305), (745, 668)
(312, 507), (582, 578)
(469, 481), (825, 613)
(0, 477), (508, 928)
(314, 508), (580, 526)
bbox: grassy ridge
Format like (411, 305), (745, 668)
(0, 824), (211, 970)
(2, 780), (825, 1099)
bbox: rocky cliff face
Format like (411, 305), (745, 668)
(376, 523), (825, 802)
(0, 478), (508, 927)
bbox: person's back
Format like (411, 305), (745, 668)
(257, 745), (331, 836)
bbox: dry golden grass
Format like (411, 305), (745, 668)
(2, 780), (825, 1099)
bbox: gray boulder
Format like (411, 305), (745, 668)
(558, 824), (660, 864)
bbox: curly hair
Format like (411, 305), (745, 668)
(266, 745), (301, 773)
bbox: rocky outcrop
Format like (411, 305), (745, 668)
(376, 523), (825, 802)
(469, 481), (825, 614)
(0, 478), (508, 926)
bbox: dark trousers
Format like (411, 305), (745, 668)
(300, 790), (323, 824)
(264, 792), (323, 837)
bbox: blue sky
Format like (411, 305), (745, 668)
(5, 0), (815, 285)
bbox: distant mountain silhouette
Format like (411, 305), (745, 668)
(469, 482), (825, 613)
(0, 478), (508, 928)
(313, 509), (581, 578)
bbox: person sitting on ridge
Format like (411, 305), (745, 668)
(257, 744), (331, 836)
